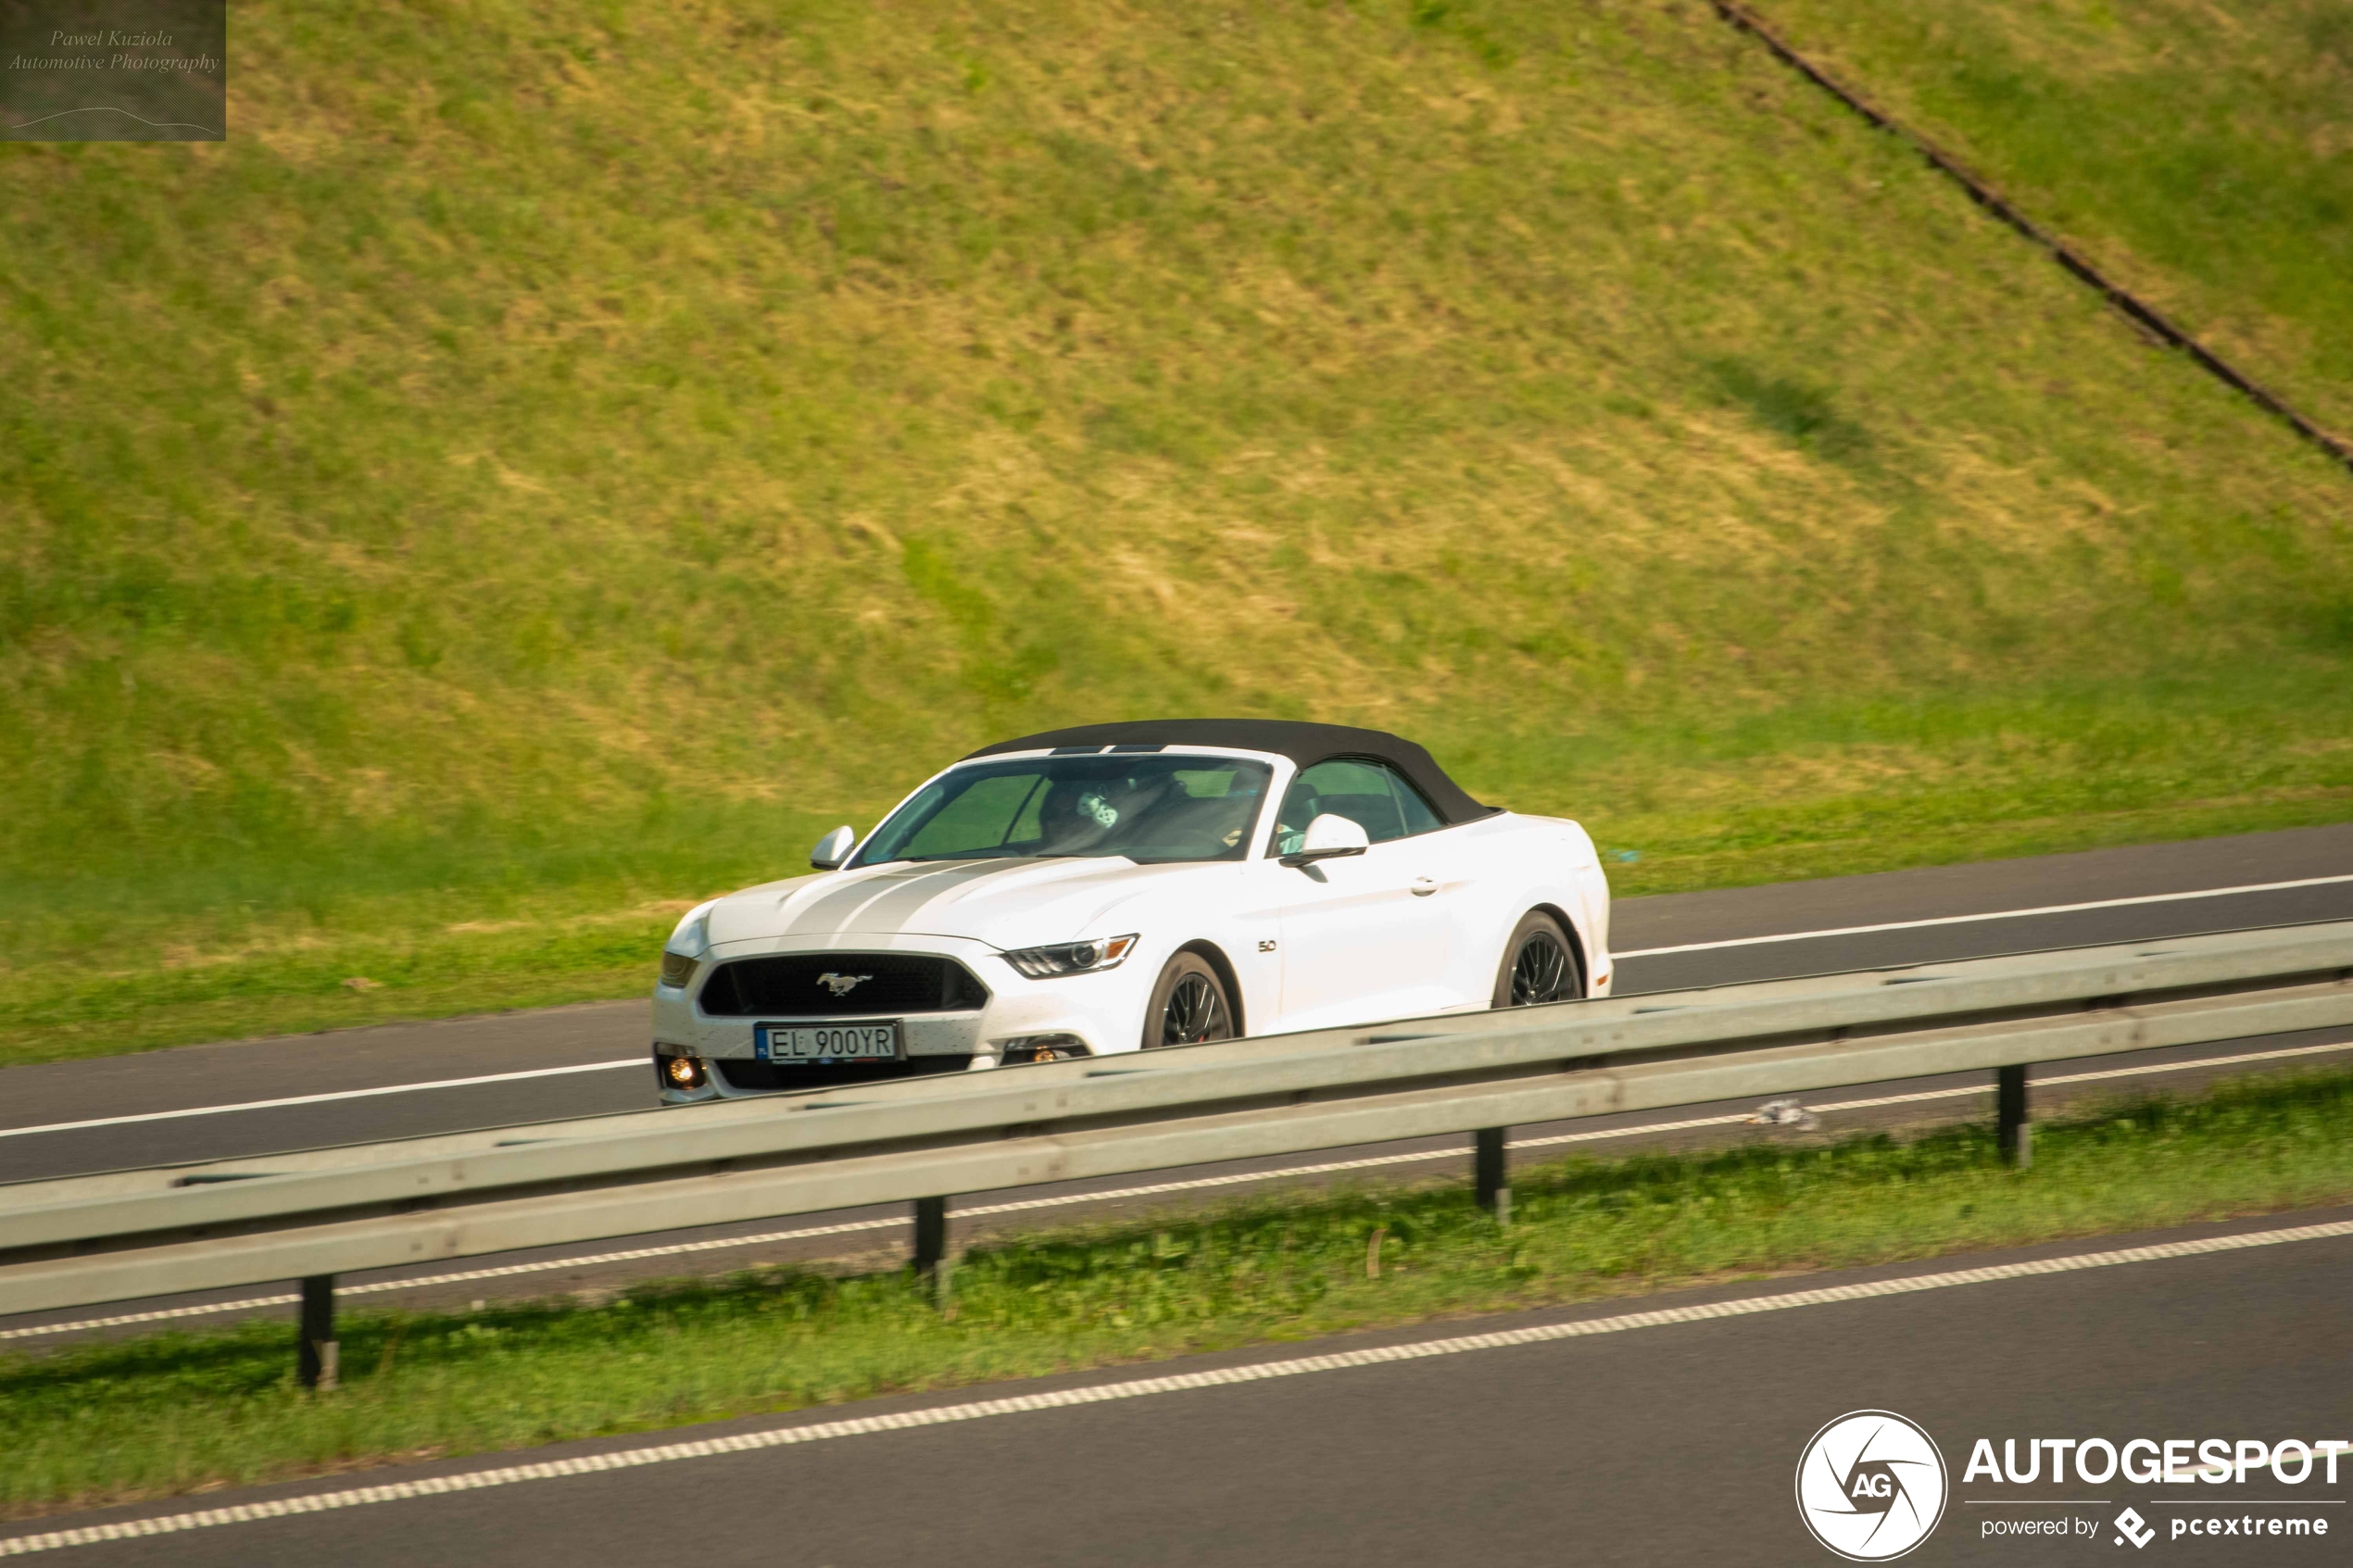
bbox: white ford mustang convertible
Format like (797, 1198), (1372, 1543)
(651, 720), (1612, 1101)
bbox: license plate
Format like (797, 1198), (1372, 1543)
(756, 1022), (901, 1062)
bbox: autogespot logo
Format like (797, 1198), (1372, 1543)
(1796, 1411), (1951, 1562)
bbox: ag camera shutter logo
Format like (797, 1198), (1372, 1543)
(1795, 1410), (1949, 1561)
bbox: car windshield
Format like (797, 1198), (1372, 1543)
(852, 754), (1274, 867)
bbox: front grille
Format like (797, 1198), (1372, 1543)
(696, 952), (989, 1018)
(716, 1057), (970, 1092)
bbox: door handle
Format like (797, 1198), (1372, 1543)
(1410, 876), (1438, 897)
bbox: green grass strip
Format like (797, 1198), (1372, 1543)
(7, 1065), (2353, 1520)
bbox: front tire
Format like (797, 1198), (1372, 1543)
(1142, 951), (1236, 1048)
(1491, 910), (1584, 1008)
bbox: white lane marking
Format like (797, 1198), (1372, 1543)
(11, 1035), (2347, 1344)
(9, 1217), (2353, 1556)
(11, 873), (2345, 1144)
(1613, 872), (2353, 959)
(0, 1060), (646, 1142)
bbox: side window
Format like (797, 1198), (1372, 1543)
(1272, 759), (1445, 853)
(1389, 769), (1442, 836)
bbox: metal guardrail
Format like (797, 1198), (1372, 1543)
(5, 921), (2351, 1386)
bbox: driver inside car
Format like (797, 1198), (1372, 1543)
(1032, 771), (1176, 856)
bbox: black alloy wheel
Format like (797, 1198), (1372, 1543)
(1143, 951), (1236, 1048)
(1491, 910), (1584, 1009)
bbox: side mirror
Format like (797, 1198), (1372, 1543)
(811, 824), (858, 871)
(1280, 812), (1370, 868)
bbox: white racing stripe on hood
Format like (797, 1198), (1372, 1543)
(700, 856), (1227, 950)
(786, 860), (1015, 936)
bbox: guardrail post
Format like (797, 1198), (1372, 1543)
(297, 1274), (338, 1390)
(912, 1196), (951, 1303)
(1474, 1128), (1510, 1225)
(1996, 1064), (2032, 1170)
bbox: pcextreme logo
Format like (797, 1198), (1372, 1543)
(1796, 1410), (1951, 1562)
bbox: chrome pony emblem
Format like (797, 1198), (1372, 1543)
(816, 972), (873, 997)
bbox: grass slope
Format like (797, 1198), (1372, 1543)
(1771, 0), (2353, 441)
(3, 0), (2349, 1060)
(6, 1066), (2353, 1520)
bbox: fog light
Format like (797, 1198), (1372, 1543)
(661, 1054), (706, 1090)
(999, 1034), (1091, 1065)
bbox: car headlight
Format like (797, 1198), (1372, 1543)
(660, 950), (699, 989)
(1001, 934), (1139, 979)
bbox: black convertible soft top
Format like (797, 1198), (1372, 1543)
(964, 720), (1498, 825)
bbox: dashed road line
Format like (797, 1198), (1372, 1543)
(9, 1215), (2353, 1556)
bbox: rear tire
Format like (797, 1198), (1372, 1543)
(1142, 951), (1236, 1048)
(1491, 910), (1584, 1008)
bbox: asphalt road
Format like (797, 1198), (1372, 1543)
(24, 1205), (2353, 1564)
(5, 823), (2353, 1341)
(7, 822), (2353, 1176)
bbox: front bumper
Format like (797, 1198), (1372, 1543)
(651, 932), (1155, 1104)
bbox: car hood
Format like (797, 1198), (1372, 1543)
(700, 857), (1233, 952)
